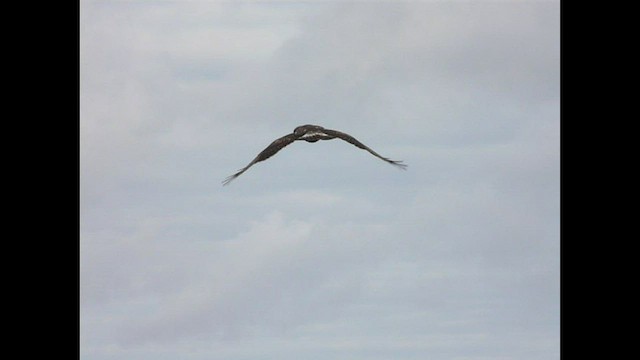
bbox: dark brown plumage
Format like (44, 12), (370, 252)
(222, 124), (407, 185)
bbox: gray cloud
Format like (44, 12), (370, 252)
(81, 1), (559, 359)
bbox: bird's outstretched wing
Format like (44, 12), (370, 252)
(222, 133), (299, 185)
(322, 128), (408, 170)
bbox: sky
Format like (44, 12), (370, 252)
(80, 1), (560, 359)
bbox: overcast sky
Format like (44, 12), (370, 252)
(80, 1), (560, 359)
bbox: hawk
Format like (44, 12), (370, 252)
(222, 124), (407, 185)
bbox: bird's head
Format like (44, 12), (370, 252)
(294, 124), (323, 136)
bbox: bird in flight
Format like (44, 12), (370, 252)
(222, 124), (407, 185)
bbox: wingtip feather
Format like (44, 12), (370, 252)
(385, 158), (408, 170)
(221, 171), (242, 186)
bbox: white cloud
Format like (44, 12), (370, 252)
(82, 211), (390, 348)
(81, 1), (559, 359)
